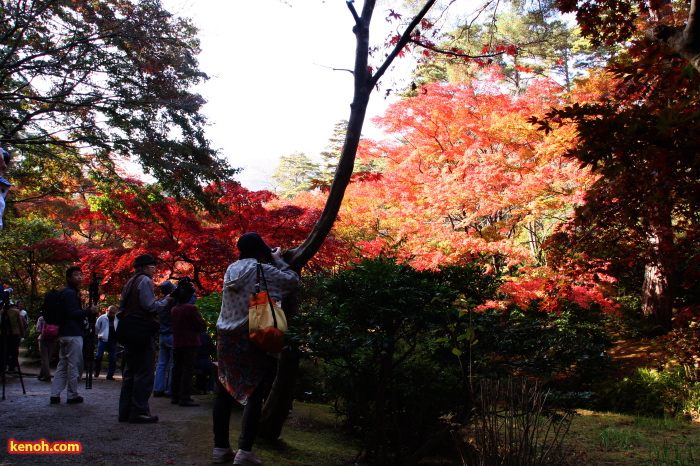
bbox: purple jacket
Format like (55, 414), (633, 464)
(171, 303), (206, 347)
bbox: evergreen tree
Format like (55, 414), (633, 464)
(270, 152), (321, 199)
(318, 119), (383, 187)
(319, 120), (348, 184)
(407, 3), (616, 92)
(0, 0), (235, 204)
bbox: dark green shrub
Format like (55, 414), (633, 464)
(23, 325), (40, 361)
(292, 258), (613, 464)
(195, 292), (222, 339)
(292, 258), (495, 464)
(452, 301), (613, 390)
(593, 367), (687, 417)
(294, 358), (329, 403)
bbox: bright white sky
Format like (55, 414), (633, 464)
(161, 0), (414, 191)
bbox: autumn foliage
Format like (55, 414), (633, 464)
(296, 69), (616, 313)
(22, 181), (345, 296)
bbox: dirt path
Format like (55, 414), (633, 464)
(0, 358), (214, 466)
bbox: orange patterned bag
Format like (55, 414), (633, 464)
(248, 264), (287, 353)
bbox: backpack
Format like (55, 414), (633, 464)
(41, 288), (67, 326)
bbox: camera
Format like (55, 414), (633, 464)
(171, 276), (195, 303)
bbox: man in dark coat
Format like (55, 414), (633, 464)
(50, 266), (98, 404)
(117, 254), (173, 423)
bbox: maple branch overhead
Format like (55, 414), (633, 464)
(372, 0), (437, 87)
(408, 38), (511, 60)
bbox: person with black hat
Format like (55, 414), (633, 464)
(212, 233), (300, 465)
(117, 254), (173, 423)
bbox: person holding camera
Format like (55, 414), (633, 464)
(212, 232), (300, 465)
(3, 301), (24, 374)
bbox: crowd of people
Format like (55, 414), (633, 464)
(1, 232), (299, 466)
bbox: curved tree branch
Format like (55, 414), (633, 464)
(647, 0), (700, 71)
(287, 0), (438, 271)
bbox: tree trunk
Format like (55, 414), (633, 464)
(646, 0), (700, 73)
(258, 0), (438, 438)
(257, 350), (300, 440)
(641, 206), (677, 335)
(258, 291), (300, 439)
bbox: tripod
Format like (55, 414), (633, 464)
(83, 274), (101, 389)
(1, 304), (26, 400)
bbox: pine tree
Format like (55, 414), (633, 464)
(318, 119), (383, 187)
(319, 120), (349, 184)
(270, 152), (321, 199)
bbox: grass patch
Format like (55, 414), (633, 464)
(176, 399), (700, 465)
(568, 410), (700, 465)
(175, 397), (357, 465)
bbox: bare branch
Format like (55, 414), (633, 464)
(346, 0), (362, 28)
(313, 62), (354, 75)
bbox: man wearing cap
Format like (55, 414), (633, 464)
(117, 254), (173, 423)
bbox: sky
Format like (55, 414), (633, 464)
(160, 0), (414, 191)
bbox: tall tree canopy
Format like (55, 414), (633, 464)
(554, 0), (700, 72)
(74, 182), (345, 292)
(300, 70), (616, 315)
(532, 46), (700, 334)
(271, 152), (320, 199)
(0, 0), (235, 203)
(344, 74), (594, 269)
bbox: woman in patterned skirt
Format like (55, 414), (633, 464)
(212, 233), (299, 466)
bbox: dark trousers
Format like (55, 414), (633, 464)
(94, 340), (117, 377)
(171, 346), (197, 401)
(194, 359), (214, 392)
(38, 338), (58, 379)
(6, 334), (21, 371)
(213, 382), (264, 451)
(118, 338), (155, 420)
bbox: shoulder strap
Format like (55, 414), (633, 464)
(256, 263), (278, 328)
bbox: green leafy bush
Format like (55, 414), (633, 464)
(292, 258), (611, 464)
(451, 300), (613, 392)
(195, 292), (222, 339)
(292, 258), (495, 464)
(593, 367), (689, 417)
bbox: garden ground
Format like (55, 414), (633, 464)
(0, 353), (356, 466)
(1, 344), (699, 466)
